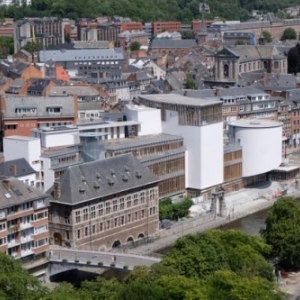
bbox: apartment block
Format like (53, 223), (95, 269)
(0, 177), (49, 260)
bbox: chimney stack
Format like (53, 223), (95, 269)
(3, 179), (11, 190)
(10, 164), (17, 176)
(54, 181), (61, 199)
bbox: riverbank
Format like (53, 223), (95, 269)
(125, 182), (300, 256)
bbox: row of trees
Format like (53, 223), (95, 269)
(1, 0), (300, 22)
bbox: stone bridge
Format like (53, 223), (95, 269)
(48, 248), (161, 277)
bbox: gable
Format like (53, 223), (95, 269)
(215, 48), (239, 58)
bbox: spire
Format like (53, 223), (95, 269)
(200, 2), (207, 34)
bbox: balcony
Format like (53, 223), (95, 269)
(21, 249), (34, 257)
(8, 239), (20, 248)
(20, 222), (33, 230)
(21, 235), (34, 243)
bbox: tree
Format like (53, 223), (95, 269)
(0, 252), (46, 300)
(281, 27), (297, 40)
(184, 74), (196, 90)
(262, 30), (272, 43)
(130, 41), (141, 51)
(261, 196), (300, 270)
(159, 198), (193, 220)
(0, 36), (14, 58)
(235, 39), (245, 45)
(180, 30), (195, 39)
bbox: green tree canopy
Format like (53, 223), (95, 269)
(262, 30), (272, 43)
(281, 27), (297, 40)
(287, 43), (300, 74)
(130, 41), (141, 51)
(261, 196), (300, 270)
(0, 252), (46, 300)
(184, 74), (197, 90)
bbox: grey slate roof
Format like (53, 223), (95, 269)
(78, 102), (103, 111)
(2, 95), (75, 119)
(151, 39), (197, 49)
(0, 177), (47, 208)
(39, 48), (124, 63)
(49, 86), (100, 97)
(0, 158), (35, 177)
(48, 153), (159, 205)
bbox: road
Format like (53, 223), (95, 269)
(50, 248), (160, 269)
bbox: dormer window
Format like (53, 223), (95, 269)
(47, 107), (61, 114)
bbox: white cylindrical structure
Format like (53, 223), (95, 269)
(229, 119), (282, 177)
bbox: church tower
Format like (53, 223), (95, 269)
(197, 2), (208, 45)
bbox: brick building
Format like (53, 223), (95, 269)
(0, 95), (77, 141)
(118, 31), (148, 49)
(0, 177), (49, 260)
(48, 153), (159, 250)
(152, 21), (182, 35)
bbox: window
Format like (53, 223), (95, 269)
(92, 225), (96, 234)
(106, 220), (110, 229)
(127, 214), (131, 223)
(127, 196), (131, 208)
(98, 204), (103, 216)
(64, 211), (70, 224)
(90, 206), (96, 218)
(106, 202), (111, 214)
(75, 211), (81, 223)
(133, 194), (138, 206)
(140, 192), (145, 204)
(0, 223), (6, 231)
(85, 227), (88, 237)
(141, 210), (145, 218)
(120, 198), (124, 209)
(114, 218), (118, 227)
(83, 208), (88, 221)
(113, 200), (117, 212)
(99, 222), (103, 231)
(46, 107), (61, 114)
(77, 230), (81, 239)
(35, 238), (48, 247)
(223, 64), (229, 77)
(0, 237), (7, 245)
(135, 212), (138, 221)
(150, 189), (155, 201)
(34, 211), (47, 220)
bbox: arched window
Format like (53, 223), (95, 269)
(224, 64), (229, 77)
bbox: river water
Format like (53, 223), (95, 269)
(219, 208), (268, 236)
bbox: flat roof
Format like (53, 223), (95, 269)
(229, 119), (282, 128)
(4, 135), (39, 141)
(139, 94), (221, 107)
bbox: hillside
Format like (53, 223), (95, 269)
(1, 0), (300, 22)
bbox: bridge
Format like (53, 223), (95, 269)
(48, 248), (161, 277)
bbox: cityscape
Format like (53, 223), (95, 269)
(1, 0), (300, 299)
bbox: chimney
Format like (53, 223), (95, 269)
(54, 181), (61, 199)
(3, 179), (11, 190)
(10, 164), (17, 176)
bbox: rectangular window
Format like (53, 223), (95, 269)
(106, 202), (111, 214)
(90, 206), (96, 219)
(141, 210), (145, 218)
(133, 194), (138, 206)
(64, 211), (70, 224)
(83, 208), (88, 221)
(0, 223), (6, 231)
(114, 218), (118, 227)
(140, 192), (145, 204)
(98, 204), (103, 216)
(113, 200), (117, 212)
(75, 211), (81, 223)
(150, 189), (155, 201)
(99, 222), (103, 232)
(120, 198), (124, 210)
(127, 214), (131, 223)
(127, 196), (131, 208)
(77, 230), (81, 239)
(106, 220), (110, 229)
(135, 212), (138, 221)
(85, 227), (88, 237)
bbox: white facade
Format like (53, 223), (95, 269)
(3, 136), (41, 188)
(1, 0), (31, 5)
(229, 119), (282, 177)
(3, 136), (41, 172)
(125, 104), (162, 136)
(31, 126), (79, 148)
(116, 86), (130, 101)
(162, 109), (223, 190)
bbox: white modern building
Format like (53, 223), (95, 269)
(139, 94), (223, 197)
(125, 104), (162, 136)
(1, 0), (31, 6)
(3, 136), (42, 189)
(228, 119), (282, 178)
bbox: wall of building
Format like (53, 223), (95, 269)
(229, 123), (282, 177)
(161, 109), (223, 190)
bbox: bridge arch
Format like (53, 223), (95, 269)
(137, 233), (144, 239)
(127, 236), (134, 243)
(112, 240), (121, 248)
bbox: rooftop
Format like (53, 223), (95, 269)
(139, 93), (221, 107)
(0, 158), (36, 177)
(49, 85), (100, 97)
(229, 119), (282, 128)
